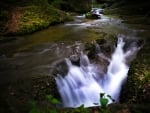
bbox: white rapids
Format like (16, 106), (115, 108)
(55, 35), (142, 107)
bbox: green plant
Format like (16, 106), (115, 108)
(28, 95), (60, 113)
(99, 93), (114, 113)
(29, 93), (115, 113)
(73, 104), (89, 113)
(28, 100), (41, 113)
(100, 93), (109, 109)
(46, 95), (60, 105)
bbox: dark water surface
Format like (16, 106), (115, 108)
(0, 15), (149, 85)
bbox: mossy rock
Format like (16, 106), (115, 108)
(1, 5), (72, 36)
(120, 38), (150, 104)
(17, 5), (71, 35)
(85, 12), (101, 19)
(85, 33), (116, 60)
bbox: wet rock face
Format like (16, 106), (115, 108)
(85, 38), (114, 60)
(120, 38), (149, 104)
(122, 38), (145, 65)
(51, 42), (86, 77)
(69, 54), (80, 66)
(51, 59), (69, 77)
(51, 38), (112, 79)
(84, 37), (116, 75)
(123, 38), (144, 53)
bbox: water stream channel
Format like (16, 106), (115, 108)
(0, 14), (149, 108)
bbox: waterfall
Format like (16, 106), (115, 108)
(55, 35), (142, 108)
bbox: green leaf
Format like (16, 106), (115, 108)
(74, 108), (80, 112)
(79, 104), (84, 108)
(46, 95), (53, 101)
(29, 107), (41, 113)
(100, 98), (109, 108)
(107, 95), (111, 99)
(28, 100), (37, 107)
(51, 98), (59, 105)
(48, 109), (57, 113)
(107, 94), (115, 102)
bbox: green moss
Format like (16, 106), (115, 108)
(0, 0), (73, 36)
(0, 10), (9, 34)
(120, 38), (150, 103)
(85, 12), (100, 19)
(10, 5), (72, 35)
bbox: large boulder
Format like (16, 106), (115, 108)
(51, 59), (69, 77)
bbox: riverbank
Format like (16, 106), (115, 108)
(0, 2), (72, 36)
(0, 0), (92, 37)
(120, 36), (150, 104)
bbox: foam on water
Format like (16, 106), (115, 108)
(55, 35), (141, 107)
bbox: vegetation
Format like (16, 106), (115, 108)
(28, 93), (113, 113)
(49, 0), (91, 13)
(28, 93), (150, 113)
(16, 5), (71, 35)
(120, 38), (150, 104)
(0, 0), (93, 35)
(29, 95), (60, 113)
(102, 0), (150, 24)
(0, 0), (72, 35)
(0, 0), (150, 113)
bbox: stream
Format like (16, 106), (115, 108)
(0, 13), (149, 108)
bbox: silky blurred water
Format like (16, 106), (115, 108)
(55, 35), (142, 107)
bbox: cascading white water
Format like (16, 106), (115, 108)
(55, 35), (141, 108)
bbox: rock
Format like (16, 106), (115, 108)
(96, 38), (107, 45)
(123, 38), (144, 52)
(51, 59), (69, 77)
(120, 38), (150, 104)
(86, 8), (103, 19)
(69, 54), (80, 66)
(85, 42), (97, 59)
(86, 12), (101, 19)
(85, 37), (114, 60)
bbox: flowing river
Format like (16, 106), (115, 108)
(0, 14), (149, 108)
